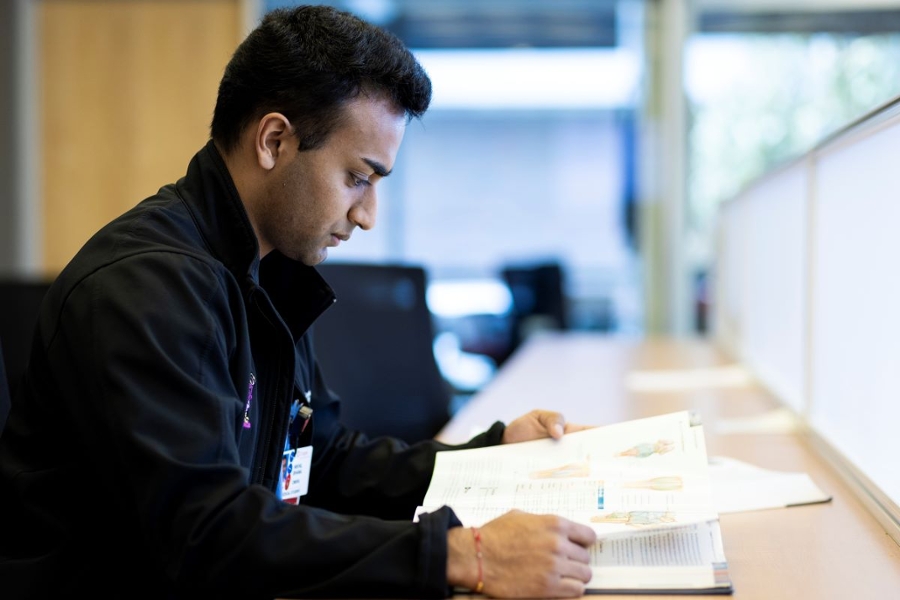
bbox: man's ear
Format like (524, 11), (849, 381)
(254, 113), (293, 171)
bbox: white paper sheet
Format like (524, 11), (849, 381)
(709, 455), (831, 514)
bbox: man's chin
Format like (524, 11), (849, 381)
(302, 249), (328, 266)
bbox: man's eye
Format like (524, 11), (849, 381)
(350, 174), (369, 188)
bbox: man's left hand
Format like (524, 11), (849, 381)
(501, 410), (593, 444)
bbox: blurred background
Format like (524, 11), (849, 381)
(2, 0), (900, 405)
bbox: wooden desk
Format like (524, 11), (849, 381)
(437, 332), (900, 599)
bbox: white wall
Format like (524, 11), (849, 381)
(810, 117), (900, 503)
(714, 162), (808, 411)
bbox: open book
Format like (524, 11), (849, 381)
(417, 411), (734, 594)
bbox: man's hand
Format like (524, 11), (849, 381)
(446, 510), (597, 598)
(502, 409), (593, 444)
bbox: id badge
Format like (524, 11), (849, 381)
(279, 445), (312, 505)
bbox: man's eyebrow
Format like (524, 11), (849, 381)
(363, 158), (391, 177)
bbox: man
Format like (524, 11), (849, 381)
(0, 5), (596, 598)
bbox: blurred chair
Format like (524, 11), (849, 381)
(312, 262), (453, 444)
(0, 277), (52, 433)
(0, 278), (52, 401)
(0, 338), (10, 434)
(500, 261), (569, 357)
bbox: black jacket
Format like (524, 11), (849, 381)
(0, 140), (505, 599)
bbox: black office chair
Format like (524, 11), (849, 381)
(312, 262), (453, 444)
(500, 261), (569, 359)
(0, 278), (52, 403)
(0, 337), (10, 434)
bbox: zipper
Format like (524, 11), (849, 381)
(248, 287), (296, 486)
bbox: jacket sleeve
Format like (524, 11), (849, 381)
(303, 350), (506, 521)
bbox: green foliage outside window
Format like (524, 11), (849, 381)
(687, 33), (900, 264)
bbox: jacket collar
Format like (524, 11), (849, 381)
(178, 140), (336, 339)
(177, 139), (261, 282)
(260, 252), (336, 340)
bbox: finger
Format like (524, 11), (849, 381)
(562, 539), (593, 565)
(558, 558), (594, 584)
(555, 576), (589, 597)
(563, 422), (596, 434)
(564, 521), (598, 548)
(551, 422), (564, 439)
(538, 411), (566, 439)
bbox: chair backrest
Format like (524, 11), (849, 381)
(500, 261), (569, 352)
(0, 278), (52, 402)
(0, 337), (10, 434)
(312, 262), (452, 444)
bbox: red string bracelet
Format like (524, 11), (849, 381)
(471, 526), (484, 594)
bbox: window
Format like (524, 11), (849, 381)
(686, 20), (900, 286)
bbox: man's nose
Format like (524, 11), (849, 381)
(350, 189), (377, 231)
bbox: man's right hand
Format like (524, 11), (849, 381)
(446, 509), (597, 597)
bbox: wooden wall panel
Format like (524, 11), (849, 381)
(39, 0), (242, 273)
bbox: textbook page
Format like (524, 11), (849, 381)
(588, 520), (731, 593)
(419, 411), (733, 594)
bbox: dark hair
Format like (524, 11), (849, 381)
(211, 5), (432, 153)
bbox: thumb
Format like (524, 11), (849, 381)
(539, 411), (565, 439)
